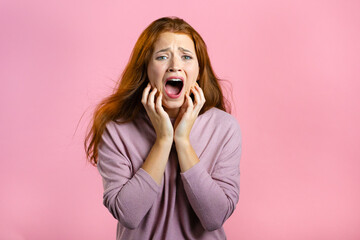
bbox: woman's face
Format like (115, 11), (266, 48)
(147, 32), (200, 117)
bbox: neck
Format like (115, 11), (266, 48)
(165, 107), (180, 119)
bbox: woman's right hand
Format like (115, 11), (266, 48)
(141, 83), (173, 142)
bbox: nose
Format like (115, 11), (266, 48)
(167, 56), (182, 72)
(167, 67), (181, 72)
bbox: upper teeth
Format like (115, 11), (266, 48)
(168, 78), (182, 81)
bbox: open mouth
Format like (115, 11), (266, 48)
(164, 79), (184, 98)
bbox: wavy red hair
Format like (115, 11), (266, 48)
(85, 16), (231, 166)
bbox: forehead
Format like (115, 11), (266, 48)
(153, 32), (195, 51)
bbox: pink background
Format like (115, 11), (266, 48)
(1, 0), (359, 239)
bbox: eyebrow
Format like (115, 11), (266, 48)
(155, 47), (193, 54)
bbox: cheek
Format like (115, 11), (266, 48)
(147, 65), (160, 86)
(184, 80), (196, 93)
(185, 66), (199, 89)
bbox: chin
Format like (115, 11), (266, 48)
(163, 97), (185, 109)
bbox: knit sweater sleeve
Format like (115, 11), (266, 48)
(97, 122), (161, 229)
(180, 116), (242, 231)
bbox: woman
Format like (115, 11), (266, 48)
(85, 16), (242, 240)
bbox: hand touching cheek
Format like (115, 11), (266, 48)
(174, 82), (206, 142)
(141, 83), (174, 142)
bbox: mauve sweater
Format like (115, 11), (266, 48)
(97, 107), (242, 240)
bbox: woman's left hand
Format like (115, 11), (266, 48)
(174, 82), (206, 142)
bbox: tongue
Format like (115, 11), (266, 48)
(165, 84), (181, 95)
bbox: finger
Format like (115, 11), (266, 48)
(194, 84), (206, 106)
(147, 87), (157, 109)
(193, 85), (205, 113)
(191, 86), (201, 106)
(155, 92), (166, 115)
(195, 84), (206, 103)
(178, 94), (188, 113)
(141, 83), (151, 106)
(185, 91), (193, 112)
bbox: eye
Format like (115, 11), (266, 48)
(156, 56), (167, 60)
(183, 55), (192, 60)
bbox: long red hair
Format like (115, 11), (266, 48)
(85, 16), (231, 166)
